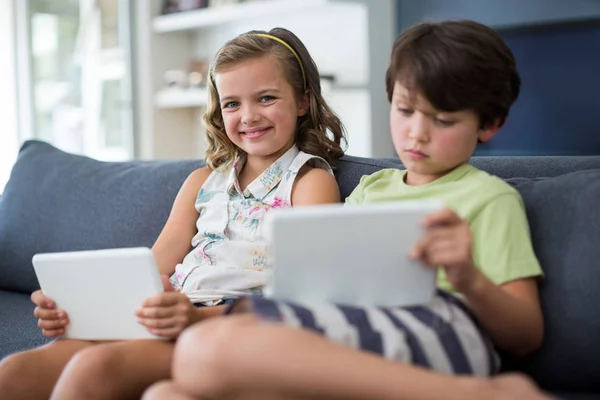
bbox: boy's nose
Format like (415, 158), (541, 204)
(408, 117), (430, 142)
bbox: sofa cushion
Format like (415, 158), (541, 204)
(501, 169), (600, 392)
(0, 140), (203, 293)
(0, 290), (51, 360)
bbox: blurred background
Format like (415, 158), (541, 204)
(1, 0), (599, 193)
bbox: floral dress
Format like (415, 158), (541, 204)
(173, 145), (331, 305)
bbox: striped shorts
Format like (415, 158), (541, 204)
(243, 290), (499, 376)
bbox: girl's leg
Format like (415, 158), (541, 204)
(171, 315), (550, 400)
(51, 338), (175, 400)
(0, 339), (94, 400)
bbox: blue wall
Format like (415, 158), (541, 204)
(396, 1), (600, 156)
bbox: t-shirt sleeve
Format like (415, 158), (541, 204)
(344, 174), (369, 205)
(470, 192), (543, 285)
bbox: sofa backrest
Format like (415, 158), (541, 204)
(1, 140), (600, 392)
(0, 141), (203, 293)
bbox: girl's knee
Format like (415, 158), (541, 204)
(53, 344), (122, 396)
(0, 351), (35, 393)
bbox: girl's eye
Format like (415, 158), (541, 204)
(260, 96), (275, 103)
(397, 107), (413, 116)
(223, 101), (239, 109)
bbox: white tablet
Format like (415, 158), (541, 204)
(264, 201), (443, 308)
(32, 247), (164, 341)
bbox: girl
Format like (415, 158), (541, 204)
(0, 27), (346, 400)
(143, 20), (550, 400)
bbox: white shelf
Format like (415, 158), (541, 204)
(153, 0), (332, 33)
(155, 88), (208, 108)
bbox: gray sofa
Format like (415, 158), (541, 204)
(1, 140), (599, 399)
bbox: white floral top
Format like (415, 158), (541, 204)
(173, 145), (332, 305)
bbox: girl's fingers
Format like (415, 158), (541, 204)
(135, 306), (175, 319)
(147, 326), (182, 339)
(31, 290), (54, 308)
(34, 307), (67, 321)
(138, 317), (180, 330)
(41, 328), (65, 338)
(38, 318), (68, 330)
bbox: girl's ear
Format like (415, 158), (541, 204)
(298, 90), (310, 117)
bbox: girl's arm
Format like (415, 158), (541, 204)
(291, 166), (340, 206)
(152, 167), (212, 276)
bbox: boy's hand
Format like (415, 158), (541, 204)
(410, 208), (481, 293)
(31, 290), (69, 337)
(135, 275), (198, 338)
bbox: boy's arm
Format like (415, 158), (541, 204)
(461, 273), (543, 356)
(465, 192), (544, 355)
(414, 194), (544, 356)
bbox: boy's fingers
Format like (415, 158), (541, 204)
(422, 208), (461, 227)
(410, 236), (429, 259)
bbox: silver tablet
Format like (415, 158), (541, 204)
(265, 201), (442, 308)
(32, 247), (164, 340)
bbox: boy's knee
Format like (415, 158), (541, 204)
(174, 315), (260, 396)
(142, 380), (174, 400)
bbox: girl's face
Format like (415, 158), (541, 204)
(215, 56), (308, 163)
(390, 81), (499, 186)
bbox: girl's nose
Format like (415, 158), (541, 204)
(241, 105), (260, 125)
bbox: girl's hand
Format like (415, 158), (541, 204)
(135, 275), (197, 338)
(410, 208), (481, 293)
(31, 290), (69, 337)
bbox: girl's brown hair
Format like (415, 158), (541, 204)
(203, 27), (346, 171)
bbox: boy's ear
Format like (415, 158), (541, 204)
(478, 119), (503, 143)
(298, 90), (310, 117)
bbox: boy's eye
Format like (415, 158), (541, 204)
(435, 118), (455, 127)
(222, 101), (239, 109)
(260, 95), (275, 103)
(397, 107), (413, 116)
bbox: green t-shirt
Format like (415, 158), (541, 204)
(345, 163), (542, 293)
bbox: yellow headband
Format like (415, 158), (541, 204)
(254, 33), (307, 90)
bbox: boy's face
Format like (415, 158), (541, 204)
(390, 81), (499, 186)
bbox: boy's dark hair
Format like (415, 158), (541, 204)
(385, 20), (521, 129)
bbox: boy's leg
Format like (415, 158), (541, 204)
(143, 381), (195, 400)
(144, 380), (311, 400)
(171, 315), (551, 400)
(0, 339), (94, 400)
(51, 338), (174, 400)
